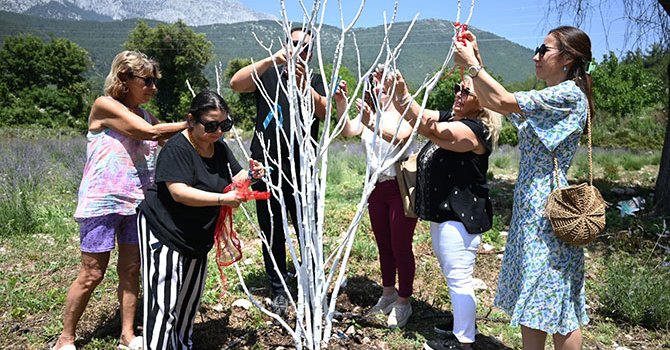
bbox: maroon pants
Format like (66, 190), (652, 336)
(367, 179), (418, 298)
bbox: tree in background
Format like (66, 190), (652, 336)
(545, 0), (670, 215)
(0, 34), (91, 128)
(588, 50), (667, 148)
(125, 20), (213, 119)
(593, 51), (664, 119)
(425, 69), (462, 112)
(223, 58), (256, 130)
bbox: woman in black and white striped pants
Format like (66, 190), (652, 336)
(137, 213), (208, 349)
(136, 90), (264, 349)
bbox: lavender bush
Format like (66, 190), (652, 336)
(0, 129), (85, 237)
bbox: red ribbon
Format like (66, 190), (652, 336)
(213, 178), (270, 295)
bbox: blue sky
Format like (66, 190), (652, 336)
(239, 0), (641, 61)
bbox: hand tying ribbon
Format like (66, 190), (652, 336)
(213, 179), (270, 296)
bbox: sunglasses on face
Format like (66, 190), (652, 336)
(454, 83), (474, 97)
(291, 40), (311, 54)
(197, 117), (233, 133)
(534, 44), (555, 59)
(131, 74), (158, 87)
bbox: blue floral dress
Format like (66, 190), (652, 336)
(494, 80), (589, 335)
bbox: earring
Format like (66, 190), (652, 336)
(562, 66), (568, 72)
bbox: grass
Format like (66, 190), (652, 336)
(1, 128), (669, 349)
(597, 253), (670, 330)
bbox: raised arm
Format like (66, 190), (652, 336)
(334, 80), (363, 137)
(229, 48), (286, 93)
(310, 84), (328, 121)
(89, 96), (186, 141)
(385, 71), (442, 136)
(453, 31), (521, 115)
(356, 98), (413, 146)
(427, 121), (485, 154)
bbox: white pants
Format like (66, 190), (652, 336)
(431, 220), (481, 343)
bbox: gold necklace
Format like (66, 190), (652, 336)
(187, 129), (214, 158)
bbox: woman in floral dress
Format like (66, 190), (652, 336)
(453, 26), (595, 349)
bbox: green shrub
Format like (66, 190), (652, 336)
(498, 119), (518, 146)
(597, 255), (670, 329)
(482, 215), (506, 249)
(594, 153), (620, 181)
(651, 152), (662, 166)
(591, 108), (665, 149)
(492, 155), (512, 169)
(620, 153), (647, 171)
(0, 188), (37, 237)
(570, 152), (590, 180)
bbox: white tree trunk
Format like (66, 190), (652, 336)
(214, 1), (475, 348)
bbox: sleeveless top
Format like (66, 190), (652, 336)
(361, 110), (413, 178)
(74, 98), (158, 219)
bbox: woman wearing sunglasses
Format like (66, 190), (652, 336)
(54, 51), (186, 350)
(335, 68), (418, 329)
(453, 27), (594, 350)
(136, 90), (264, 349)
(386, 72), (501, 349)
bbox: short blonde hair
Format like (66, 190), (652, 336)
(473, 107), (503, 149)
(461, 76), (503, 148)
(104, 50), (161, 99)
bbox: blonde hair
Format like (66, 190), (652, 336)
(461, 76), (503, 148)
(473, 107), (503, 149)
(103, 50), (161, 99)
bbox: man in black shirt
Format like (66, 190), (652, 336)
(230, 27), (327, 315)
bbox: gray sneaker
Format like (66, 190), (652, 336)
(366, 291), (398, 316)
(387, 301), (412, 328)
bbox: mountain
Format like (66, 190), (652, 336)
(0, 11), (536, 87)
(0, 0), (275, 25)
(24, 1), (112, 21)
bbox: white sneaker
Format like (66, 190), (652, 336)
(366, 291), (398, 316)
(387, 301), (412, 328)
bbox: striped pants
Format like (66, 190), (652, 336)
(137, 211), (208, 350)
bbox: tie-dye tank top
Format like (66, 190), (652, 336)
(74, 100), (158, 219)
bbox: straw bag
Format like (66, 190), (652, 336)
(545, 110), (606, 246)
(395, 153), (418, 218)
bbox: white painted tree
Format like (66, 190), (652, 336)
(211, 1), (475, 348)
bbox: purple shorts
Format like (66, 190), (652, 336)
(78, 214), (139, 253)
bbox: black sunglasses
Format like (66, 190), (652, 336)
(131, 74), (158, 87)
(291, 40), (311, 54)
(454, 83), (474, 97)
(197, 117), (233, 133)
(534, 44), (555, 59)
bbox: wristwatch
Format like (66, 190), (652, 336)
(467, 65), (483, 78)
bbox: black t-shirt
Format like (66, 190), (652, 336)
(139, 133), (243, 258)
(250, 66), (325, 182)
(415, 111), (494, 234)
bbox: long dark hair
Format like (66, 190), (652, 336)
(549, 26), (595, 124)
(188, 90), (230, 121)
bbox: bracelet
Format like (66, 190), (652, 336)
(248, 168), (261, 184)
(217, 194), (223, 205)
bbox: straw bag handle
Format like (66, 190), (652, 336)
(552, 105), (593, 189)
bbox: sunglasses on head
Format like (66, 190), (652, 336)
(534, 44), (555, 58)
(454, 83), (474, 97)
(131, 74), (158, 87)
(197, 117), (233, 133)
